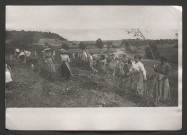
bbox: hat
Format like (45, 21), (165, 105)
(134, 55), (141, 60)
(160, 56), (167, 61)
(44, 48), (51, 51)
(60, 49), (65, 53)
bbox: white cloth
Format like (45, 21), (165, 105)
(15, 48), (20, 53)
(24, 51), (31, 57)
(18, 52), (25, 59)
(19, 52), (25, 56)
(101, 59), (107, 64)
(6, 70), (12, 83)
(60, 54), (70, 62)
(88, 55), (93, 61)
(82, 51), (87, 58)
(53, 52), (55, 56)
(132, 61), (146, 79)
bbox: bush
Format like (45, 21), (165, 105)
(61, 43), (69, 50)
(79, 42), (86, 50)
(95, 38), (104, 49)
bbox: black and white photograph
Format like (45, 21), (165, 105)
(5, 6), (182, 130)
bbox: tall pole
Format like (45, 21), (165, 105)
(137, 29), (156, 61)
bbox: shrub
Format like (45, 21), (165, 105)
(78, 42), (86, 50)
(95, 38), (104, 49)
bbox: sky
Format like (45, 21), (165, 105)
(6, 6), (182, 41)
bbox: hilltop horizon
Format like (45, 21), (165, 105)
(6, 28), (178, 41)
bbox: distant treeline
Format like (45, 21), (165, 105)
(123, 39), (178, 47)
(73, 39), (178, 48)
(6, 30), (67, 52)
(6, 30), (66, 42)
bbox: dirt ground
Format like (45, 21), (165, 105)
(5, 61), (138, 107)
(5, 57), (178, 107)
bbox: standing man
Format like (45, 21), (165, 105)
(153, 56), (171, 103)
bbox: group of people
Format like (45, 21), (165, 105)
(10, 48), (38, 63)
(71, 50), (171, 103)
(41, 48), (73, 80)
(6, 47), (172, 104)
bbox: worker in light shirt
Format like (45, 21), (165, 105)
(5, 63), (13, 89)
(130, 55), (147, 97)
(60, 49), (73, 80)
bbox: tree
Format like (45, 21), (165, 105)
(78, 42), (86, 50)
(61, 43), (69, 50)
(145, 43), (160, 59)
(95, 38), (103, 49)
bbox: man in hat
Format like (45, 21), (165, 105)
(153, 56), (171, 102)
(60, 49), (73, 80)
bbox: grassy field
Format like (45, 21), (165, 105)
(131, 43), (178, 64)
(67, 48), (117, 54)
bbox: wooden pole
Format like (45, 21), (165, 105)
(137, 29), (156, 61)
